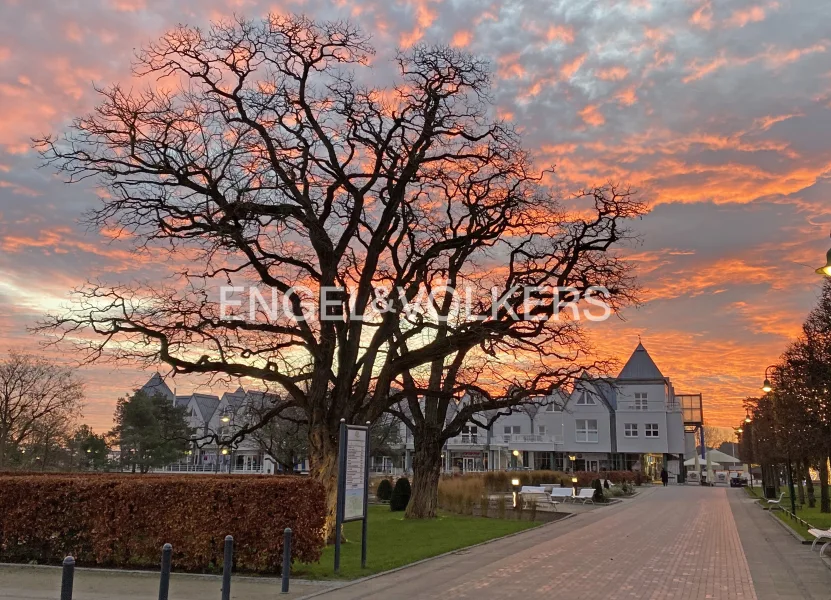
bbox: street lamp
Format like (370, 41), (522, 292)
(762, 365), (775, 393)
(511, 477), (521, 509)
(815, 231), (831, 276)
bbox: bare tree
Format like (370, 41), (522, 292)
(0, 352), (85, 468)
(251, 406), (308, 472)
(34, 14), (643, 534)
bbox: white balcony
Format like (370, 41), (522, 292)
(502, 433), (564, 445)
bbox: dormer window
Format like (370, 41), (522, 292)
(575, 391), (596, 405)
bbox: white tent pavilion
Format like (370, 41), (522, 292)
(704, 449), (742, 464)
(685, 456), (721, 468)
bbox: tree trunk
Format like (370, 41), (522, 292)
(796, 461), (805, 506)
(307, 423), (341, 544)
(405, 430), (444, 519)
(805, 459), (816, 508)
(820, 457), (830, 513)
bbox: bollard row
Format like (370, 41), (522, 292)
(59, 530), (294, 599)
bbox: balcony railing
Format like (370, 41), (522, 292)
(157, 464), (267, 474)
(502, 433), (564, 445)
(446, 433), (564, 446)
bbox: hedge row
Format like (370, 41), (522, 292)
(475, 470), (642, 491)
(0, 474), (325, 573)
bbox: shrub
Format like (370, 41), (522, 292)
(480, 493), (490, 518)
(376, 479), (393, 502)
(603, 479), (610, 490)
(496, 494), (507, 519)
(437, 475), (485, 514)
(390, 477), (412, 511)
(593, 479), (604, 502)
(0, 473), (324, 573)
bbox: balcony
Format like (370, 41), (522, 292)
(502, 433), (564, 445)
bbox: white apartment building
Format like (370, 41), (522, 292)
(391, 343), (690, 481)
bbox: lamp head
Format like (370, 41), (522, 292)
(511, 478), (520, 486)
(571, 477), (578, 483)
(761, 378), (772, 393)
(512, 449), (519, 457)
(221, 448), (229, 455)
(816, 246), (831, 276)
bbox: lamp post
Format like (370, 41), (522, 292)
(512, 449), (520, 469)
(511, 477), (521, 509)
(760, 368), (797, 514)
(568, 454), (576, 473)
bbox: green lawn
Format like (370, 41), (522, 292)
(295, 505), (542, 580)
(746, 486), (831, 540)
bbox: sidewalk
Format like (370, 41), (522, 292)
(0, 564), (334, 600)
(728, 488), (831, 600)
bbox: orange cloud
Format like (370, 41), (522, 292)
(595, 65), (629, 81)
(725, 5), (768, 28)
(578, 104), (605, 127)
(451, 30), (472, 48)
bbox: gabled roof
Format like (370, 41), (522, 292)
(192, 393), (221, 422)
(617, 343), (665, 381)
(140, 373), (175, 402)
(174, 395), (191, 409)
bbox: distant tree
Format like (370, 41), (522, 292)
(702, 425), (733, 452)
(251, 407), (308, 473)
(370, 413), (403, 463)
(70, 425), (110, 471)
(0, 352), (84, 469)
(111, 390), (193, 473)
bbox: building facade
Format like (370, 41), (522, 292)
(393, 343), (691, 480)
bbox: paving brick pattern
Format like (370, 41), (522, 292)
(319, 487), (759, 600)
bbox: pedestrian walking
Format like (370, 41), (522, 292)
(661, 467), (669, 487)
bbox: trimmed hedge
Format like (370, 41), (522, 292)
(0, 474), (325, 573)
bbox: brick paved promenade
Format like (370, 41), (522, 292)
(317, 486), (831, 600)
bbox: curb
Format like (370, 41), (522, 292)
(295, 514), (575, 600)
(765, 510), (813, 545)
(0, 562), (336, 588)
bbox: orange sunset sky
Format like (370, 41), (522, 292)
(1, 0), (830, 432)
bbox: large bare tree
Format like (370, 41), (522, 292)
(36, 14), (642, 535)
(0, 352), (85, 468)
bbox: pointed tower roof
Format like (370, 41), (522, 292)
(617, 343), (665, 381)
(139, 373), (175, 402)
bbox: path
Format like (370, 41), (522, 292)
(313, 486), (831, 600)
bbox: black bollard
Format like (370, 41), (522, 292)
(281, 528), (292, 594)
(221, 535), (233, 600)
(158, 543), (172, 600)
(60, 556), (75, 600)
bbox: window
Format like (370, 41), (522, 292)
(503, 425), (520, 441)
(645, 423), (659, 437)
(575, 391), (596, 405)
(462, 425), (478, 444)
(634, 392), (648, 410)
(576, 419), (598, 443)
(538, 425), (546, 435)
(624, 423), (638, 438)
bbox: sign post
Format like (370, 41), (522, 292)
(334, 419), (370, 573)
